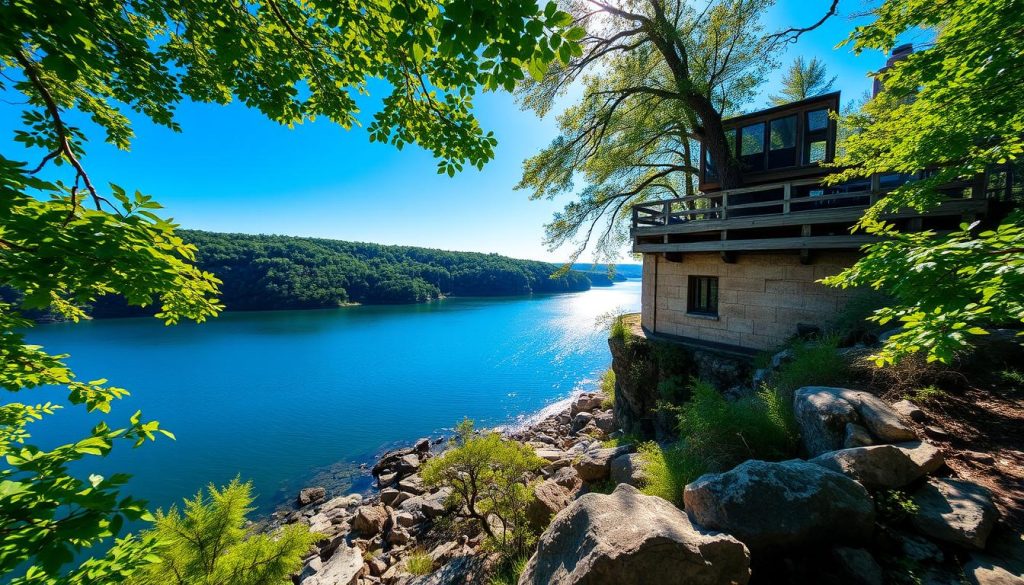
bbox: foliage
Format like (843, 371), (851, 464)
(83, 230), (593, 315)
(516, 0), (784, 263)
(599, 369), (615, 409)
(421, 419), (546, 559)
(128, 479), (318, 585)
(636, 441), (704, 507)
(829, 291), (893, 344)
(768, 56), (836, 105)
(403, 550), (435, 576)
(771, 337), (849, 395)
(677, 379), (798, 471)
(487, 555), (530, 585)
(903, 385), (945, 405)
(824, 0), (1024, 365)
(875, 489), (919, 525)
(1, 0), (581, 579)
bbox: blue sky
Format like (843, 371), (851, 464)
(3, 1), (901, 262)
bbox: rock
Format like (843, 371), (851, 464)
(899, 531), (944, 562)
(380, 488), (409, 507)
(832, 547), (883, 585)
(844, 423), (874, 448)
(387, 526), (412, 545)
(550, 466), (582, 492)
(399, 488), (451, 519)
(964, 556), (1024, 585)
(570, 393), (603, 417)
(879, 327), (903, 343)
(415, 437), (431, 453)
(794, 387), (861, 456)
(911, 478), (997, 550)
(683, 459), (875, 552)
(572, 445), (635, 482)
(519, 484), (750, 585)
(610, 452), (648, 487)
(893, 399), (927, 422)
(526, 479), (573, 531)
(570, 412), (593, 433)
(298, 486), (327, 507)
(534, 448), (567, 462)
(393, 511), (416, 528)
(752, 368), (770, 389)
(809, 442), (943, 490)
(408, 554), (494, 585)
(377, 472), (397, 488)
(398, 475), (426, 495)
(591, 411), (617, 435)
(398, 453), (421, 472)
(842, 389), (917, 443)
(926, 425), (951, 440)
(321, 494), (362, 512)
(771, 349), (794, 369)
(353, 505), (388, 536)
(300, 544), (362, 585)
(428, 541), (463, 563)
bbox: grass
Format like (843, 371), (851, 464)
(609, 314), (628, 340)
(771, 336), (849, 394)
(599, 368), (615, 409)
(903, 384), (946, 404)
(999, 368), (1024, 386)
(636, 441), (705, 507)
(404, 550), (434, 576)
(488, 555), (530, 585)
(601, 432), (640, 448)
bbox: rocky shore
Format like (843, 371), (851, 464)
(274, 342), (1023, 585)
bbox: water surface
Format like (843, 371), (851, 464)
(27, 281), (640, 512)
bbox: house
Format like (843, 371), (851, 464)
(630, 91), (1020, 352)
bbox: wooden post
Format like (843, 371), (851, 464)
(720, 230), (735, 263)
(869, 174), (881, 205)
(800, 224), (812, 265)
(662, 201), (671, 226)
(721, 191), (729, 220)
(783, 182), (791, 214)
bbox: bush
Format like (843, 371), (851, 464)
(609, 315), (628, 340)
(772, 337), (850, 394)
(421, 419), (546, 559)
(488, 555), (530, 585)
(129, 479), (318, 585)
(404, 550), (434, 576)
(677, 380), (799, 472)
(599, 368), (615, 409)
(636, 442), (705, 507)
(903, 385), (946, 404)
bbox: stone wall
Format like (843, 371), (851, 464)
(640, 251), (860, 350)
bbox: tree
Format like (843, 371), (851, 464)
(421, 420), (545, 558)
(822, 0), (1024, 364)
(516, 0), (839, 263)
(769, 56), (836, 105)
(128, 479), (318, 585)
(1, 1), (580, 581)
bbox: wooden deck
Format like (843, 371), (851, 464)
(630, 176), (988, 254)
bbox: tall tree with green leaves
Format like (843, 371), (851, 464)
(516, 0), (839, 263)
(769, 56), (836, 105)
(823, 0), (1024, 364)
(0, 1), (580, 582)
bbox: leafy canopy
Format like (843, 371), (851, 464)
(128, 479), (319, 585)
(1, 0), (580, 581)
(823, 0), (1024, 364)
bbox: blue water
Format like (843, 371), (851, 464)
(25, 281), (640, 513)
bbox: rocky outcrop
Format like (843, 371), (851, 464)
(353, 504), (388, 536)
(519, 484), (750, 585)
(525, 479), (574, 531)
(299, 544), (362, 585)
(809, 441), (943, 489)
(911, 478), (997, 550)
(610, 452), (647, 487)
(683, 459), (875, 552)
(298, 486), (327, 506)
(572, 445), (635, 482)
(794, 387), (916, 456)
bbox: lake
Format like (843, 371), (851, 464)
(26, 280), (640, 514)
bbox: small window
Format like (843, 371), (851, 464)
(807, 109), (829, 131)
(768, 116), (797, 168)
(687, 276), (719, 316)
(806, 140), (827, 164)
(803, 109), (831, 164)
(740, 123), (765, 171)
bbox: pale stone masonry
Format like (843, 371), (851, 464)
(639, 251), (860, 350)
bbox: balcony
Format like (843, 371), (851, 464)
(630, 176), (991, 255)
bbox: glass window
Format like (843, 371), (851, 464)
(688, 276), (718, 316)
(807, 109), (829, 132)
(770, 116), (796, 150)
(704, 148), (717, 181)
(807, 140), (827, 164)
(740, 123), (765, 156)
(726, 129), (737, 156)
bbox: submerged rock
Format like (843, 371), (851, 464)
(519, 484), (750, 585)
(683, 459), (875, 552)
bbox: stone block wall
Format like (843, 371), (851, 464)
(640, 251), (860, 350)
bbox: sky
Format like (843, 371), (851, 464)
(2, 1), (904, 263)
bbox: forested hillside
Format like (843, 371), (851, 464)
(88, 231), (594, 315)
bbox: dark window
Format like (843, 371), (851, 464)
(688, 276), (719, 316)
(803, 109), (830, 165)
(740, 123), (766, 171)
(768, 115), (797, 169)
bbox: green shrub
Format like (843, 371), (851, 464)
(599, 368), (615, 409)
(657, 374), (689, 403)
(636, 442), (705, 507)
(772, 337), (849, 394)
(129, 479), (318, 585)
(609, 315), (628, 340)
(876, 489), (919, 524)
(404, 550), (434, 576)
(677, 379), (799, 471)
(903, 385), (945, 404)
(422, 419), (546, 559)
(488, 555), (530, 585)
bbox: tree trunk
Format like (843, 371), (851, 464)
(689, 93), (743, 190)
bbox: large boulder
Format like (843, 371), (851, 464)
(297, 486), (327, 507)
(526, 479), (574, 530)
(610, 453), (648, 487)
(809, 441), (944, 490)
(400, 487), (452, 519)
(299, 544), (361, 585)
(683, 459), (875, 552)
(794, 387), (916, 456)
(572, 445), (635, 482)
(911, 478), (997, 550)
(353, 504), (388, 536)
(519, 484), (750, 585)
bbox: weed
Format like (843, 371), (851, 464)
(637, 441), (705, 507)
(903, 385), (945, 404)
(876, 489), (919, 524)
(488, 555), (530, 585)
(599, 368), (615, 409)
(772, 336), (849, 395)
(404, 550), (434, 576)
